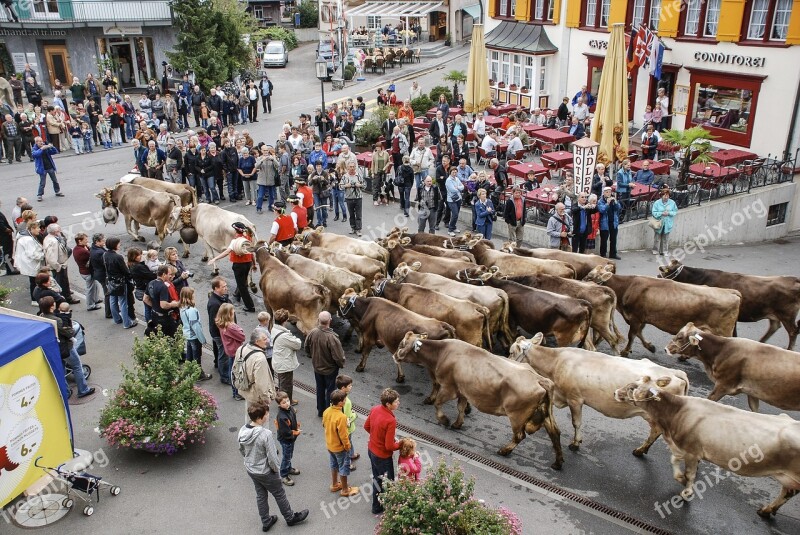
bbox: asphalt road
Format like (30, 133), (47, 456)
(1, 43), (799, 534)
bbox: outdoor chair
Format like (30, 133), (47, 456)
(375, 57), (386, 75)
(415, 48), (421, 63)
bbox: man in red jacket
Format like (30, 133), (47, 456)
(364, 388), (401, 515)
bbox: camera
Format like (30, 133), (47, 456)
(186, 272), (194, 278)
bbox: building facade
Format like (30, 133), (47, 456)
(0, 0), (174, 92)
(485, 0), (800, 158)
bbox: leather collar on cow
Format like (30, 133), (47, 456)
(179, 206), (193, 227)
(100, 188), (116, 208)
(457, 269), (484, 285)
(339, 296), (357, 316)
(255, 244), (270, 255)
(444, 237), (469, 251)
(373, 279), (388, 297)
(659, 263), (684, 280)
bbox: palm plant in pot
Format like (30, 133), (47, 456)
(98, 331), (218, 455)
(442, 70), (467, 106)
(660, 126), (717, 187)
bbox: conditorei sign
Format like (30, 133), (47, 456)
(693, 52), (766, 68)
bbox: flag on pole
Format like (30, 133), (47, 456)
(634, 26), (653, 68)
(626, 28), (638, 72)
(647, 39), (664, 79)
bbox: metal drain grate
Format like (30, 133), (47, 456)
(294, 380), (673, 535)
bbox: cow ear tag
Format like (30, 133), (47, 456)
(648, 387), (660, 399)
(413, 340), (422, 352)
(521, 342), (532, 351)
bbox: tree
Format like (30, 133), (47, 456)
(167, 0), (256, 90)
(442, 70), (467, 106)
(660, 126), (717, 187)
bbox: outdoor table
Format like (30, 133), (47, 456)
(487, 104), (518, 116)
(523, 123), (547, 135)
(524, 187), (559, 211)
(710, 149), (758, 167)
(625, 182), (660, 200)
(484, 115), (505, 129)
(531, 128), (576, 146)
(689, 163), (739, 178)
(509, 161), (549, 179)
(356, 152), (373, 168)
(631, 159), (671, 176)
(540, 150), (573, 169)
(413, 117), (428, 128)
(426, 107), (463, 119)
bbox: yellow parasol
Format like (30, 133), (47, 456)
(590, 23), (630, 166)
(464, 24), (492, 114)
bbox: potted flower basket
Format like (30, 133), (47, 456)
(98, 332), (218, 455)
(497, 81), (506, 88)
(509, 84), (518, 91)
(520, 86), (529, 94)
(489, 79), (495, 86)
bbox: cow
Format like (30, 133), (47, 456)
(386, 240), (482, 279)
(510, 333), (689, 455)
(393, 262), (514, 349)
(392, 332), (564, 468)
(372, 277), (491, 348)
(287, 241), (386, 282)
(615, 376), (800, 518)
(301, 227), (389, 265)
(384, 227), (492, 251)
(456, 237), (576, 278)
(504, 273), (621, 354)
(583, 265), (742, 357)
(375, 236), (477, 263)
(126, 175), (197, 207)
(96, 183), (180, 248)
(666, 322), (800, 412)
(337, 289), (456, 383)
(272, 244), (365, 310)
(457, 267), (592, 349)
(658, 259), (800, 350)
(251, 241), (330, 335)
(500, 242), (614, 280)
(169, 203), (257, 268)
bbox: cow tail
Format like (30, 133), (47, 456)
(499, 292), (514, 349)
(444, 322), (457, 340)
(478, 305), (492, 349)
(190, 186), (198, 207)
(316, 283), (331, 305)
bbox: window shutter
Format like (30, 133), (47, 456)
(786, 0), (800, 44)
(716, 0), (747, 42)
(566, 0), (582, 27)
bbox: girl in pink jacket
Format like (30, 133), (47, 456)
(397, 438), (422, 481)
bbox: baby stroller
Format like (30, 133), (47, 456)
(34, 456), (121, 516)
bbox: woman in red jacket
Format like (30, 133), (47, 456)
(364, 388), (401, 515)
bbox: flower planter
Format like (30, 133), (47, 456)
(497, 82), (506, 88)
(520, 87), (529, 94)
(509, 85), (518, 91)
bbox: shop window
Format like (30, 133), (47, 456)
(679, 0), (720, 38)
(685, 69), (764, 147)
(744, 0), (792, 41)
(766, 202), (787, 226)
(532, 0), (554, 22)
(367, 16), (382, 30)
(628, 0), (660, 31)
(584, 0), (611, 28)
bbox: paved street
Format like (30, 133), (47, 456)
(1, 42), (799, 534)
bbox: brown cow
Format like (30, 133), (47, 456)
(130, 176), (196, 207)
(252, 241), (330, 335)
(96, 183), (180, 248)
(458, 238), (576, 278)
(505, 273), (621, 353)
(301, 227), (388, 264)
(372, 278), (491, 348)
(501, 242), (614, 280)
(383, 227), (494, 251)
(393, 332), (564, 468)
(615, 376), (800, 518)
(659, 259), (800, 350)
(457, 267), (592, 348)
(376, 235), (476, 262)
(666, 322), (800, 412)
(288, 241), (386, 282)
(337, 289), (456, 382)
(386, 240), (482, 279)
(584, 265), (742, 357)
(393, 262), (514, 349)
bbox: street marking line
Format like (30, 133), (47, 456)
(71, 211), (91, 216)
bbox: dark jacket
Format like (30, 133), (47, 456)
(305, 326), (345, 375)
(190, 91), (206, 109)
(504, 197), (525, 226)
(33, 286), (65, 306)
(415, 184), (440, 209)
(196, 153), (213, 180)
(276, 406), (299, 443)
(222, 146), (239, 173)
(452, 141), (470, 166)
(207, 291), (230, 338)
(167, 146), (183, 169)
(89, 244), (108, 283)
(211, 151), (226, 179)
(207, 94), (223, 114)
(571, 203), (597, 236)
(428, 119), (447, 140)
(41, 312), (73, 358)
(183, 148), (200, 176)
(398, 163), (414, 188)
(103, 250), (130, 283)
(492, 162), (509, 188)
(130, 261), (157, 291)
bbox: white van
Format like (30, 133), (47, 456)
(261, 41), (288, 68)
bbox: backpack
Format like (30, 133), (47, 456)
(231, 345), (261, 392)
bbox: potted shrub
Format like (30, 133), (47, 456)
(375, 459), (522, 534)
(489, 79), (495, 86)
(444, 32), (452, 46)
(520, 86), (529, 94)
(497, 81), (506, 88)
(509, 83), (518, 91)
(98, 332), (218, 455)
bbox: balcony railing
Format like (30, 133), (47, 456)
(0, 0), (172, 24)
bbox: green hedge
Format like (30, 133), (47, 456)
(254, 27), (299, 51)
(428, 85), (453, 106)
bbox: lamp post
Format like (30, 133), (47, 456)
(315, 57), (328, 116)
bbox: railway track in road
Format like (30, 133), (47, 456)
(292, 380), (674, 535)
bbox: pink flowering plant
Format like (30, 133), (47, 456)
(98, 331), (218, 455)
(375, 458), (522, 535)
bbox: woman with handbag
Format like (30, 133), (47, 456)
(128, 247), (156, 323)
(650, 185), (678, 256)
(103, 237), (137, 329)
(180, 287), (213, 381)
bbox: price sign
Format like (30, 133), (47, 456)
(7, 418), (43, 465)
(8, 376), (40, 416)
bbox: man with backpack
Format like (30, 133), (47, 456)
(232, 327), (276, 412)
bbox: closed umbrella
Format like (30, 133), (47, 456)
(590, 23), (630, 166)
(464, 24), (492, 114)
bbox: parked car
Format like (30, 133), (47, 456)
(261, 40), (288, 68)
(316, 40), (338, 79)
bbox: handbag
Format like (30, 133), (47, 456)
(134, 288), (145, 301)
(648, 216), (662, 231)
(393, 174), (404, 187)
(107, 277), (125, 296)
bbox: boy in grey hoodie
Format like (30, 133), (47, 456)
(238, 400), (309, 531)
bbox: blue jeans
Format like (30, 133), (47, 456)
(414, 171), (427, 190)
(37, 170), (61, 197)
(205, 175), (219, 202)
(124, 115), (135, 139)
(219, 351), (239, 396)
(399, 186), (411, 212)
(477, 221), (494, 239)
(369, 450), (395, 513)
(109, 291), (134, 328)
(65, 346), (91, 395)
(201, 118), (208, 129)
(313, 193), (328, 225)
(226, 171), (238, 200)
(332, 188), (347, 218)
(212, 335), (224, 370)
(256, 184), (276, 211)
(279, 439), (295, 478)
(447, 200), (461, 232)
(185, 338), (202, 363)
(240, 108), (249, 124)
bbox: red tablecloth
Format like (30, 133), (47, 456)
(523, 123), (548, 135)
(540, 151), (573, 169)
(626, 182), (660, 200)
(484, 115), (505, 128)
(631, 159), (671, 176)
(689, 163), (739, 178)
(356, 153), (372, 167)
(426, 106), (463, 119)
(412, 117), (428, 128)
(532, 129), (576, 145)
(524, 187), (559, 210)
(487, 104), (519, 116)
(509, 162), (549, 179)
(710, 149), (758, 167)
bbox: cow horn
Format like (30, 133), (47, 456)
(410, 262), (421, 271)
(490, 266), (500, 273)
(400, 237), (411, 245)
(655, 377), (672, 388)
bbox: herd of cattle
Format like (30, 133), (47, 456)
(96, 177), (800, 521)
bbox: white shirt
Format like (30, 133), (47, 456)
(481, 136), (498, 152)
(473, 117), (486, 136)
(507, 137), (524, 155)
(409, 84), (422, 101)
(656, 95), (669, 114)
(641, 130), (662, 144)
(573, 103), (589, 121)
(289, 134), (303, 150)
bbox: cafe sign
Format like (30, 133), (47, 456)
(573, 138), (600, 195)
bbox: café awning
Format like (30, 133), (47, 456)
(346, 1), (444, 18)
(485, 20), (558, 55)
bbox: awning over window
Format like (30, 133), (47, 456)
(485, 20), (558, 55)
(346, 1), (444, 18)
(462, 4), (482, 19)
